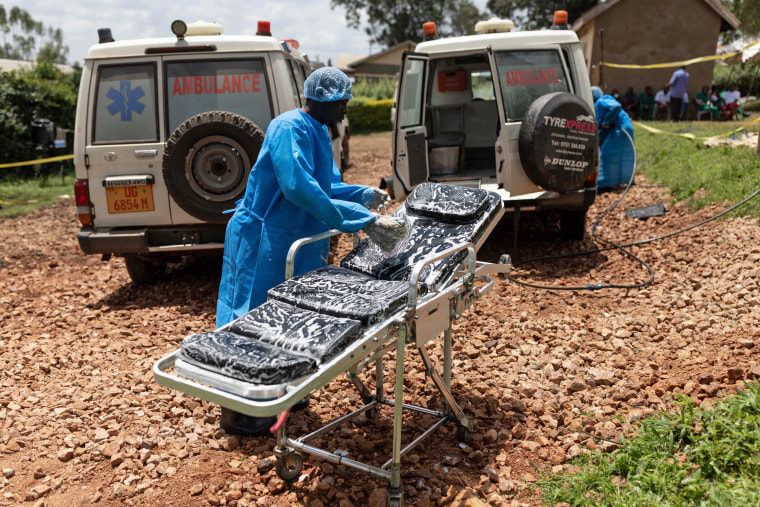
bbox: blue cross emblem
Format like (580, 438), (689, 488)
(107, 81), (145, 121)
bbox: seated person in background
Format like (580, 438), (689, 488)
(721, 82), (742, 120)
(621, 87), (637, 118)
(611, 88), (622, 102)
(654, 85), (670, 120)
(637, 86), (655, 121)
(695, 85), (719, 120)
(710, 85), (724, 108)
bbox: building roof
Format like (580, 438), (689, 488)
(0, 58), (75, 74)
(334, 54), (365, 73)
(348, 40), (417, 69)
(571, 0), (739, 32)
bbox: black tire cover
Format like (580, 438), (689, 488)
(518, 92), (598, 193)
(163, 111), (264, 223)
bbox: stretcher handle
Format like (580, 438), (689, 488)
(285, 229), (344, 279)
(407, 242), (476, 313)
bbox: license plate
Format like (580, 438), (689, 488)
(106, 184), (155, 213)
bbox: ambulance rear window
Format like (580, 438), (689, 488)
(165, 59), (274, 134)
(494, 50), (570, 122)
(93, 63), (158, 144)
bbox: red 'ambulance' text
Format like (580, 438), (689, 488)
(172, 74), (261, 96)
(505, 68), (559, 87)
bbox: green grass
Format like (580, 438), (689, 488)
(633, 121), (760, 218)
(0, 169), (75, 219)
(538, 383), (760, 506)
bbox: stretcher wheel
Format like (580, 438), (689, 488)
(275, 452), (303, 481)
(456, 426), (471, 443)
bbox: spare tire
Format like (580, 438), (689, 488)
(518, 92), (598, 193)
(163, 111), (264, 223)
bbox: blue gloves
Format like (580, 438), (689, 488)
(362, 214), (407, 252)
(361, 187), (390, 211)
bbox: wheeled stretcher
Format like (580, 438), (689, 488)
(153, 182), (511, 506)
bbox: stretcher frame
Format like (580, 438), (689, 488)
(153, 213), (510, 506)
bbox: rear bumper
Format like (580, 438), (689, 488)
(77, 224), (226, 256)
(484, 184), (597, 212)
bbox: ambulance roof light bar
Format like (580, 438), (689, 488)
(422, 22), (438, 41)
(257, 21), (272, 36)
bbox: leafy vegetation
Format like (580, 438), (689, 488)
(329, 0), (485, 49)
(633, 121), (760, 219)
(538, 383), (760, 506)
(0, 61), (80, 174)
(351, 77), (397, 100)
(713, 62), (760, 97)
(347, 98), (393, 132)
(0, 169), (74, 218)
(487, 0), (599, 29)
(721, 0), (760, 42)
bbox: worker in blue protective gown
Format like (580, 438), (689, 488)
(215, 67), (396, 437)
(591, 86), (635, 189)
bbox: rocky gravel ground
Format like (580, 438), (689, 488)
(0, 136), (759, 506)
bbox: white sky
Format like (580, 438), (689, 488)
(20, 0), (491, 66)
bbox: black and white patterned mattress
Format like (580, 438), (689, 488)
(341, 183), (502, 288)
(180, 300), (363, 385)
(179, 183), (503, 389)
(268, 265), (408, 326)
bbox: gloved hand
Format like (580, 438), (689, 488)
(361, 187), (390, 212)
(362, 214), (407, 252)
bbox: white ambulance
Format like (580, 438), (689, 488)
(73, 20), (348, 282)
(388, 14), (598, 241)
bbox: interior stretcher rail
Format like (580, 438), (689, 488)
(152, 182), (511, 506)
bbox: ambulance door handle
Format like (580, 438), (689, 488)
(135, 149), (158, 158)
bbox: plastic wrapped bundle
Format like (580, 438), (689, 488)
(230, 299), (362, 362)
(181, 331), (316, 384)
(268, 265), (408, 325)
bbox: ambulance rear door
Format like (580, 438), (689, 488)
(392, 52), (429, 199)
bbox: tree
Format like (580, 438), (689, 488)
(721, 0), (760, 41)
(330, 0), (484, 49)
(446, 0), (484, 37)
(0, 5), (69, 64)
(486, 0), (599, 30)
(0, 61), (80, 168)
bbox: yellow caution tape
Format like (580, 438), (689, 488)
(633, 115), (760, 141)
(0, 154), (74, 170)
(602, 40), (760, 69)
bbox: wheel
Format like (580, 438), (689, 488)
(124, 254), (166, 284)
(560, 209), (587, 241)
(163, 111), (264, 223)
(387, 486), (403, 506)
(518, 92), (598, 193)
(275, 452), (303, 481)
(340, 130), (350, 172)
(456, 425), (471, 443)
